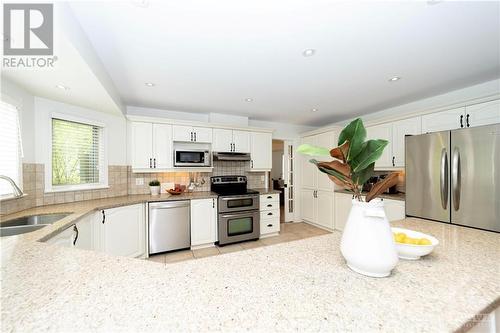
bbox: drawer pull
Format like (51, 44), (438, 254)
(267, 212), (273, 216)
(267, 204), (272, 207)
(267, 224), (273, 227)
(267, 196), (272, 199)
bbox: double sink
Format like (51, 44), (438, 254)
(0, 213), (71, 237)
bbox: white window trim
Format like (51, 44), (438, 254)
(0, 98), (24, 200)
(45, 112), (108, 193)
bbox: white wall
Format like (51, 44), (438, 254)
(34, 97), (127, 165)
(1, 79), (35, 163)
(333, 79), (500, 127)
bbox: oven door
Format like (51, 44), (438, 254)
(218, 195), (259, 213)
(218, 210), (260, 245)
(174, 150), (208, 167)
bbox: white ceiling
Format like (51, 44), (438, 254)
(69, 0), (500, 126)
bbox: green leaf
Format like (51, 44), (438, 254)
(337, 118), (366, 162)
(351, 162), (374, 186)
(297, 144), (330, 157)
(351, 140), (388, 173)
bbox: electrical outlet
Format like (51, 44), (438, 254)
(135, 178), (144, 186)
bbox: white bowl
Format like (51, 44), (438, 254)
(391, 227), (439, 260)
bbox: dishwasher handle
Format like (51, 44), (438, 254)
(149, 201), (190, 209)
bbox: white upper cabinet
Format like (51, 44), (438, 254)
(421, 107), (465, 133)
(466, 100), (500, 127)
(131, 121), (172, 170)
(366, 123), (393, 168)
(391, 117), (421, 167)
(153, 124), (173, 169)
(250, 132), (272, 170)
(190, 198), (217, 247)
(213, 129), (233, 152)
(172, 125), (212, 143)
(315, 131), (336, 191)
(300, 135), (317, 189)
(213, 129), (250, 153)
(131, 122), (154, 169)
(232, 130), (250, 153)
(193, 127), (213, 143)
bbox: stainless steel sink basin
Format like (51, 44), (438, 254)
(0, 224), (48, 237)
(0, 213), (71, 237)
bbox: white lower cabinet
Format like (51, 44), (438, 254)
(190, 198), (217, 248)
(301, 189), (334, 231)
(259, 194), (280, 237)
(46, 214), (94, 249)
(334, 192), (405, 231)
(46, 224), (77, 248)
(95, 204), (146, 258)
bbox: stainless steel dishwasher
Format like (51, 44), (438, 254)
(148, 201), (190, 254)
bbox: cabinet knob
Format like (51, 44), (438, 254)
(267, 224), (273, 227)
(267, 212), (273, 216)
(267, 204), (272, 207)
(267, 196), (272, 199)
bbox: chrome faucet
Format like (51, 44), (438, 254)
(0, 175), (24, 198)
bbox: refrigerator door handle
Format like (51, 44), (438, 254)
(451, 147), (461, 211)
(440, 148), (448, 210)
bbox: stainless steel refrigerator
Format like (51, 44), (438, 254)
(405, 123), (500, 233)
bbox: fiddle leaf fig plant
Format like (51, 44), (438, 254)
(297, 118), (399, 201)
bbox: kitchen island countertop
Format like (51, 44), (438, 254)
(1, 214), (499, 332)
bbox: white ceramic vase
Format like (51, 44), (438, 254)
(150, 186), (160, 196)
(340, 199), (398, 278)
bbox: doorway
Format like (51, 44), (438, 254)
(270, 139), (294, 223)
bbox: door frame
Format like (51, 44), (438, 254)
(283, 140), (295, 222)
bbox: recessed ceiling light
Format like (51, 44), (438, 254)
(132, 0), (149, 8)
(245, 98), (253, 102)
(311, 108), (318, 112)
(145, 82), (155, 87)
(302, 49), (316, 57)
(388, 76), (401, 82)
(427, 0), (442, 5)
(55, 84), (69, 90)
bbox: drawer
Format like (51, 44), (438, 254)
(260, 209), (279, 220)
(260, 217), (280, 235)
(260, 193), (279, 205)
(260, 201), (279, 211)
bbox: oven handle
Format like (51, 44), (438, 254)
(219, 212), (257, 218)
(220, 196), (256, 201)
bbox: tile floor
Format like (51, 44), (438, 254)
(146, 222), (331, 265)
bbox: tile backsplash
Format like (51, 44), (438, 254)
(1, 161), (266, 216)
(128, 161), (266, 194)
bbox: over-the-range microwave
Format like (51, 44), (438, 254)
(174, 149), (211, 167)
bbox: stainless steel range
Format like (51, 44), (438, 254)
(211, 176), (260, 245)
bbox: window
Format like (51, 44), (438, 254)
(0, 101), (23, 197)
(49, 116), (106, 191)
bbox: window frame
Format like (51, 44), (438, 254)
(45, 112), (108, 193)
(0, 99), (24, 200)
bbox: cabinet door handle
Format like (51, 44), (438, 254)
(72, 225), (79, 246)
(149, 158), (152, 168)
(194, 132), (197, 142)
(267, 196), (272, 199)
(392, 156), (395, 167)
(267, 212), (273, 216)
(466, 114), (470, 127)
(267, 224), (273, 227)
(190, 132), (193, 141)
(153, 158), (156, 168)
(460, 115), (463, 128)
(102, 210), (105, 224)
(212, 198), (215, 208)
(267, 204), (272, 207)
(251, 160), (254, 168)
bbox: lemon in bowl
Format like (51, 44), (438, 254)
(391, 227), (439, 260)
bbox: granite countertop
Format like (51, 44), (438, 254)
(335, 189), (406, 201)
(0, 192), (218, 242)
(1, 216), (499, 332)
(251, 188), (282, 195)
